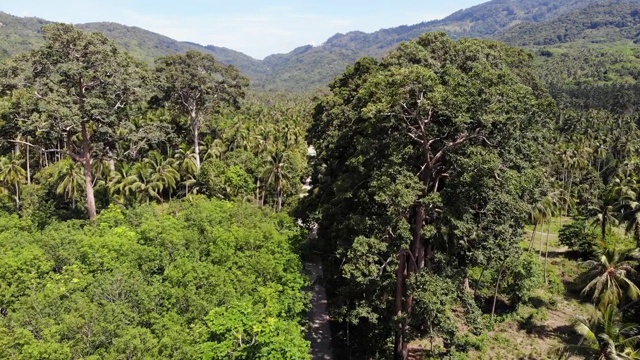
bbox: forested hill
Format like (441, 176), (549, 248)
(249, 0), (616, 90)
(496, 1), (640, 46)
(0, 12), (268, 78)
(1, 0), (640, 91)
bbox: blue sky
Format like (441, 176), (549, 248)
(3, 1), (487, 59)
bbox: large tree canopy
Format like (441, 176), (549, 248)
(154, 51), (248, 171)
(305, 32), (555, 359)
(1, 23), (149, 219)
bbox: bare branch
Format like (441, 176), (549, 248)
(0, 139), (82, 161)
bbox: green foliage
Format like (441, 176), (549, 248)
(460, 290), (484, 335)
(408, 273), (457, 346)
(0, 199), (310, 358)
(305, 32), (554, 356)
(154, 50), (248, 171)
(506, 253), (546, 307)
(498, 2), (640, 47)
(559, 217), (599, 255)
(578, 246), (640, 307)
(453, 333), (487, 353)
(558, 304), (640, 359)
(203, 298), (309, 360)
(199, 159), (255, 200)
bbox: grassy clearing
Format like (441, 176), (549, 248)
(469, 217), (635, 359)
(410, 217), (637, 359)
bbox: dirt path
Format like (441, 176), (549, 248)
(305, 257), (334, 360)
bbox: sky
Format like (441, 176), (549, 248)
(3, 1), (488, 59)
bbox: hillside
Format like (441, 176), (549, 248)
(2, 0), (640, 91)
(0, 12), (47, 59)
(256, 0), (609, 90)
(0, 12), (263, 73)
(496, 1), (640, 46)
(491, 1), (640, 113)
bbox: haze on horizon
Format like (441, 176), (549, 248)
(2, 0), (487, 59)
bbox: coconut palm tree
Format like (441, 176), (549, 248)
(145, 151), (180, 201)
(128, 162), (163, 204)
(558, 304), (640, 360)
(542, 192), (562, 284)
(590, 180), (629, 241)
(0, 154), (27, 210)
(201, 136), (226, 161)
(178, 175), (198, 197)
(527, 200), (547, 253)
(174, 144), (198, 178)
(262, 149), (292, 212)
(108, 162), (138, 205)
(578, 246), (640, 307)
(620, 177), (640, 248)
(52, 158), (85, 209)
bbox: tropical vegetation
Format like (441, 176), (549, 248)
(4, 1), (640, 359)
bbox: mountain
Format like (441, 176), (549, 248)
(491, 1), (640, 86)
(1, 0), (640, 91)
(0, 12), (47, 59)
(496, 1), (640, 46)
(250, 0), (621, 90)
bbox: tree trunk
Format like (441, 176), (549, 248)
(394, 252), (408, 360)
(81, 122), (97, 220)
(544, 219), (551, 285)
(412, 205), (425, 271)
(276, 180), (282, 212)
(255, 178), (261, 206)
(602, 212), (607, 241)
(539, 218), (545, 257)
(14, 182), (19, 211)
(25, 139), (31, 185)
(107, 150), (115, 173)
(492, 257), (508, 321)
(528, 222), (538, 252)
(474, 264), (487, 295)
(566, 171), (573, 219)
(192, 116), (201, 171)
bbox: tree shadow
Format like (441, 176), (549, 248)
(518, 318), (575, 341)
(408, 348), (428, 360)
(477, 295), (514, 316)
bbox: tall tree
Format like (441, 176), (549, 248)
(559, 304), (640, 360)
(52, 158), (85, 209)
(0, 154), (26, 210)
(262, 149), (293, 212)
(590, 179), (628, 241)
(306, 32), (554, 358)
(578, 246), (640, 307)
(155, 51), (248, 171)
(3, 24), (149, 219)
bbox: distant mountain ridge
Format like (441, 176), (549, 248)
(1, 0), (640, 91)
(496, 1), (640, 46)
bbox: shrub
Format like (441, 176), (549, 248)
(454, 333), (487, 353)
(558, 217), (598, 255)
(506, 253), (545, 306)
